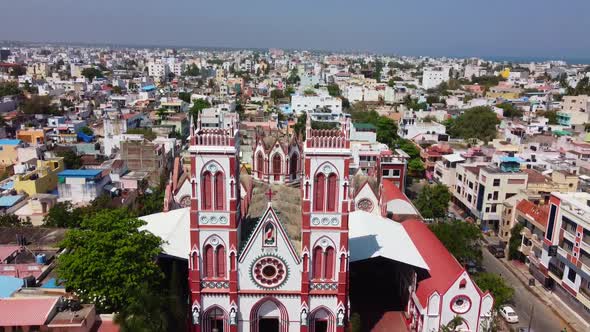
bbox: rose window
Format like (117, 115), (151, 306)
(357, 198), (374, 212)
(450, 296), (471, 314)
(252, 256), (287, 288)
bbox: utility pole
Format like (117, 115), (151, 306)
(528, 303), (535, 331)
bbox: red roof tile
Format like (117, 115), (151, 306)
(381, 180), (409, 204)
(402, 219), (464, 307)
(0, 297), (58, 326)
(516, 200), (549, 227)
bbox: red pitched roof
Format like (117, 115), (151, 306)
(0, 297), (59, 326)
(381, 180), (408, 204)
(516, 200), (549, 227)
(402, 219), (464, 307)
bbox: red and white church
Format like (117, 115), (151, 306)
(140, 114), (494, 332)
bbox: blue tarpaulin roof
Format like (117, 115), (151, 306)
(40, 278), (63, 289)
(0, 139), (21, 146)
(500, 156), (523, 163)
(141, 85), (156, 91)
(0, 181), (14, 190)
(0, 195), (23, 207)
(58, 169), (102, 178)
(0, 276), (22, 298)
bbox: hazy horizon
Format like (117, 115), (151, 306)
(2, 0), (589, 60)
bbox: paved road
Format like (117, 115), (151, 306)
(481, 249), (568, 332)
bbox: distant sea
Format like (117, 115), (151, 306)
(481, 55), (590, 65)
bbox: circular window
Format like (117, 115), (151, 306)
(357, 198), (374, 212)
(450, 295), (471, 314)
(252, 256), (288, 288)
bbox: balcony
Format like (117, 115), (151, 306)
(580, 286), (590, 301)
(519, 244), (532, 256)
(520, 228), (532, 238)
(548, 263), (564, 280)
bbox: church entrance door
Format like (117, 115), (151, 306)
(314, 320), (328, 332)
(259, 318), (279, 332)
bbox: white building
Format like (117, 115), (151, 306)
(291, 93), (342, 115)
(422, 67), (450, 90)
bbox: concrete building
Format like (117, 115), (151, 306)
(120, 138), (169, 186)
(0, 139), (23, 166)
(453, 158), (528, 230)
(539, 192), (590, 316)
(14, 158), (65, 196)
(291, 93), (342, 115)
(558, 95), (590, 127)
(422, 67), (450, 90)
(57, 169), (111, 203)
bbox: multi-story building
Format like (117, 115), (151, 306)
(422, 67), (450, 90)
(14, 158), (64, 196)
(539, 192), (590, 316)
(420, 144), (453, 176)
(120, 138), (169, 187)
(433, 153), (466, 186)
(148, 61), (169, 79)
(0, 139), (23, 166)
(514, 199), (548, 281)
(57, 169), (111, 203)
(453, 158), (528, 230)
(558, 95), (590, 128)
(16, 128), (50, 146)
(291, 93), (342, 115)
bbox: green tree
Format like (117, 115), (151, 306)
(56, 149), (82, 169)
(350, 312), (362, 332)
(22, 95), (59, 115)
(539, 110), (558, 125)
(178, 92), (191, 103)
(81, 67), (104, 81)
(508, 223), (524, 260)
(111, 86), (123, 95)
(447, 106), (500, 143)
(156, 108), (168, 121)
(0, 214), (31, 227)
(270, 89), (285, 103)
(189, 99), (211, 120)
(114, 286), (184, 332)
(408, 158), (425, 176)
(439, 316), (466, 332)
(0, 81), (21, 97)
(287, 68), (300, 85)
(43, 202), (82, 228)
(293, 113), (307, 140)
(429, 220), (483, 265)
(57, 209), (164, 313)
(474, 272), (514, 309)
(414, 184), (451, 219)
(184, 64), (200, 76)
(79, 126), (93, 136)
(127, 128), (157, 141)
(497, 103), (523, 118)
(327, 84), (341, 97)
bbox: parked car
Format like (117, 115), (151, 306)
(499, 305), (519, 323)
(488, 244), (506, 258)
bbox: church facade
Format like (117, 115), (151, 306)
(187, 116), (350, 332)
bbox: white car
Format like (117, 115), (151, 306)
(499, 305), (519, 323)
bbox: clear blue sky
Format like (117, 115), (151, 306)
(2, 0), (589, 58)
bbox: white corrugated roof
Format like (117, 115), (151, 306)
(442, 153), (465, 163)
(349, 211), (429, 270)
(139, 207), (190, 260)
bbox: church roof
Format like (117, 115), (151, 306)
(243, 182), (302, 252)
(402, 219), (467, 307)
(139, 207), (190, 260)
(349, 211), (429, 271)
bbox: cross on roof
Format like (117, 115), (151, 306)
(265, 187), (275, 202)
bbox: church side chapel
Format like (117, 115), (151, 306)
(252, 129), (302, 185)
(140, 114), (494, 332)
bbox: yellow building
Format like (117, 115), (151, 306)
(0, 139), (23, 166)
(16, 128), (49, 146)
(14, 158), (64, 195)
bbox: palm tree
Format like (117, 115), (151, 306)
(440, 316), (466, 332)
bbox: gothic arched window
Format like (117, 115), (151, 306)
(327, 173), (338, 212)
(313, 246), (323, 279)
(202, 171), (212, 210)
(314, 174), (325, 211)
(256, 152), (264, 177)
(216, 245), (226, 278)
(204, 245), (214, 278)
(214, 171), (224, 210)
(325, 247), (335, 280)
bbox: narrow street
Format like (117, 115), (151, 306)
(481, 249), (569, 332)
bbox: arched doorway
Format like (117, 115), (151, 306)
(309, 307), (336, 332)
(250, 297), (289, 332)
(272, 154), (282, 181)
(203, 306), (229, 332)
(289, 153), (299, 180)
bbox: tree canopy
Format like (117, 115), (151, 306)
(22, 95), (59, 115)
(327, 84), (341, 97)
(474, 272), (514, 309)
(57, 209), (164, 313)
(189, 99), (211, 120)
(55, 149), (82, 169)
(178, 92), (191, 103)
(183, 64), (200, 76)
(413, 184), (451, 219)
(429, 220), (483, 265)
(0, 81), (21, 97)
(0, 214), (31, 227)
(497, 103), (523, 118)
(447, 106), (500, 143)
(81, 67), (104, 81)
